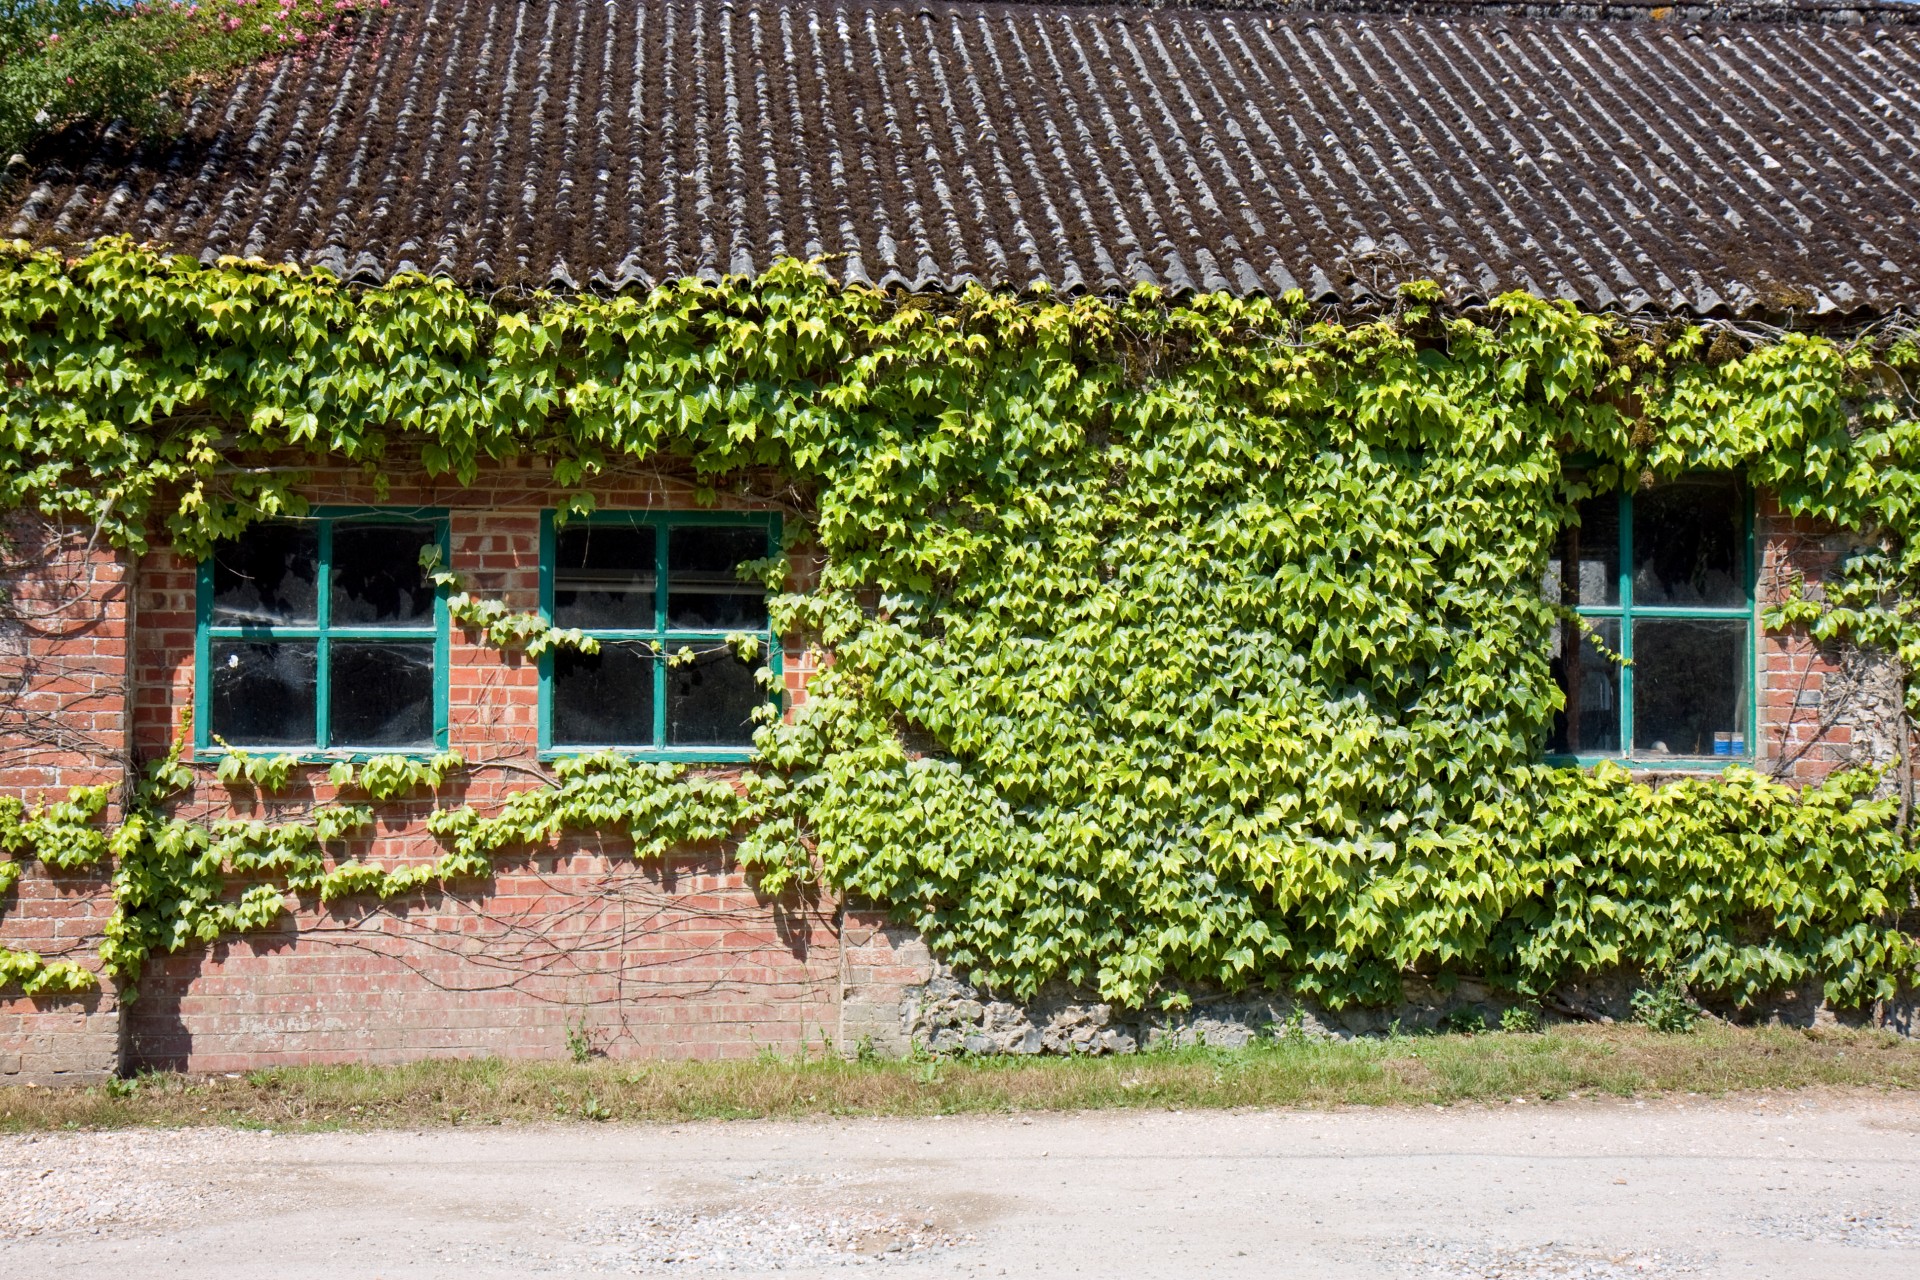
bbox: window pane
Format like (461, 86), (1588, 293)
(1632, 619), (1749, 758)
(210, 641), (317, 746)
(1548, 617), (1620, 755)
(1631, 478), (1744, 606)
(667, 527), (767, 630)
(666, 646), (763, 747)
(554, 526), (656, 629)
(329, 642), (435, 748)
(1545, 495), (1619, 607)
(211, 523), (318, 626)
(552, 643), (656, 745)
(331, 523), (437, 626)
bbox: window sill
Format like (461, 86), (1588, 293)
(193, 746), (450, 764)
(1546, 755), (1755, 772)
(538, 747), (758, 766)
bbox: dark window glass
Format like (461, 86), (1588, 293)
(211, 524), (318, 626)
(667, 647), (763, 746)
(552, 643), (656, 745)
(1545, 495), (1619, 607)
(331, 524), (437, 626)
(554, 526), (656, 629)
(1632, 479), (1744, 606)
(667, 527), (767, 630)
(329, 642), (435, 747)
(1632, 619), (1749, 758)
(1548, 618), (1621, 755)
(209, 641), (317, 746)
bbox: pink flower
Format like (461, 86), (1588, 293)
(260, 21), (271, 30)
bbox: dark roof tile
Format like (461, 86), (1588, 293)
(5, 0), (1920, 316)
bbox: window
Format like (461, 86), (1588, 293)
(196, 511), (448, 753)
(1547, 476), (1753, 762)
(539, 512), (779, 759)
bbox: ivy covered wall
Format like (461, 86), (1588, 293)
(2, 241), (1919, 1044)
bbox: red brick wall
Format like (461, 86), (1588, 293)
(0, 476), (1901, 1075)
(114, 460), (873, 1068)
(0, 518), (127, 1082)
(1755, 496), (1910, 787)
(131, 850), (844, 1069)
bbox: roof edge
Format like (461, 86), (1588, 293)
(1004, 0), (1920, 25)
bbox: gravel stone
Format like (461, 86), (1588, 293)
(577, 1202), (963, 1272)
(0, 1129), (284, 1241)
(1396, 1239), (1703, 1278)
(1744, 1208), (1920, 1248)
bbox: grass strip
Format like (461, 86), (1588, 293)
(2, 1024), (1915, 1132)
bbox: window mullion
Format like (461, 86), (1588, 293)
(1618, 490), (1634, 758)
(654, 528), (669, 748)
(315, 517), (332, 750)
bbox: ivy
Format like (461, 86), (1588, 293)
(212, 749), (300, 793)
(327, 751), (464, 802)
(0, 242), (1917, 1012)
(0, 788), (112, 992)
(0, 948), (95, 995)
(421, 544), (600, 658)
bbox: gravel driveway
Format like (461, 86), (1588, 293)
(2, 1091), (1916, 1279)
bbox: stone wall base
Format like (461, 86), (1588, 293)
(889, 961), (1914, 1056)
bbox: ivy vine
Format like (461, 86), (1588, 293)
(1, 240), (1917, 1012)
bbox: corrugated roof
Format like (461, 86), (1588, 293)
(5, 0), (1920, 316)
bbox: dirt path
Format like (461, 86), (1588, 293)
(3, 1091), (1917, 1278)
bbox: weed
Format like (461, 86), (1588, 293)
(1632, 978), (1702, 1034)
(564, 1013), (594, 1065)
(1501, 1005), (1545, 1035)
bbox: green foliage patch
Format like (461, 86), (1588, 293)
(1, 0), (374, 159)
(0, 241), (1917, 1011)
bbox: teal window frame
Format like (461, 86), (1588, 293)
(537, 510), (782, 762)
(194, 507), (452, 758)
(1550, 478), (1757, 769)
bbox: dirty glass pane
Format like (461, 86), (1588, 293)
(1544, 495), (1619, 607)
(329, 642), (435, 747)
(667, 527), (767, 630)
(1632, 619), (1749, 758)
(1548, 617), (1621, 755)
(1631, 478), (1744, 606)
(209, 641), (317, 746)
(331, 523), (437, 626)
(554, 526), (656, 630)
(666, 647), (762, 747)
(211, 523), (318, 626)
(552, 643), (656, 745)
